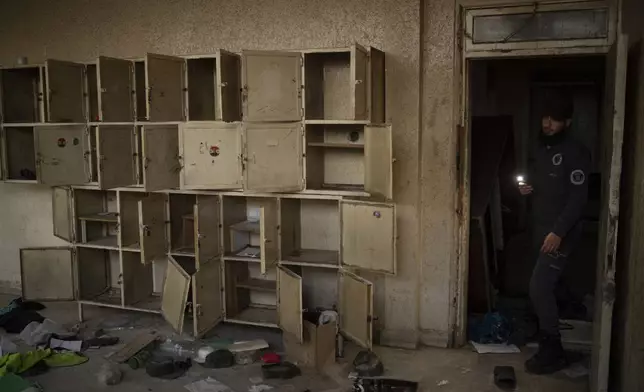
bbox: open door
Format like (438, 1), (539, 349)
(364, 124), (393, 200)
(98, 56), (134, 122)
(96, 125), (136, 189)
(35, 125), (91, 186)
(243, 122), (304, 192)
(341, 200), (396, 274)
(138, 194), (166, 265)
(241, 50), (302, 121)
(351, 45), (368, 121)
(194, 195), (221, 269)
(46, 59), (85, 122)
(179, 122), (242, 190)
(20, 247), (75, 301)
(259, 204), (279, 275)
(591, 33), (628, 392)
(217, 50), (242, 122)
(121, 251), (153, 306)
(146, 53), (185, 121)
(277, 266), (303, 343)
(52, 187), (74, 242)
(162, 256), (191, 334)
(339, 270), (373, 349)
(192, 260), (223, 338)
(368, 47), (386, 124)
(142, 125), (180, 191)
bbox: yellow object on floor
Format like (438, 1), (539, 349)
(0, 349), (52, 377)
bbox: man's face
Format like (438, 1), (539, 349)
(541, 116), (570, 136)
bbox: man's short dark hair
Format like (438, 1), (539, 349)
(543, 91), (573, 121)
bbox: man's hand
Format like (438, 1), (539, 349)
(541, 232), (562, 254)
(518, 184), (533, 195)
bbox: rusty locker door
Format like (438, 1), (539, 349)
(277, 266), (303, 344)
(259, 203), (279, 275)
(141, 125), (180, 192)
(192, 260), (224, 338)
(46, 59), (86, 122)
(98, 56), (134, 122)
(52, 186), (74, 242)
(241, 50), (302, 121)
(96, 125), (137, 189)
(146, 53), (185, 121)
(350, 45), (368, 121)
(194, 195), (221, 269)
(161, 256), (191, 334)
(217, 50), (242, 122)
(20, 247), (75, 301)
(138, 193), (167, 265)
(35, 125), (91, 186)
(364, 124), (393, 200)
(339, 270), (373, 350)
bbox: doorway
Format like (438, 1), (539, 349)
(458, 35), (628, 391)
(466, 55), (605, 340)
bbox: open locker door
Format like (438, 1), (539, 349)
(146, 53), (185, 121)
(351, 45), (368, 121)
(341, 200), (396, 274)
(52, 187), (74, 242)
(192, 260), (223, 338)
(259, 204), (279, 275)
(364, 124), (393, 200)
(46, 59), (85, 122)
(179, 122), (242, 190)
(96, 125), (136, 189)
(277, 266), (303, 343)
(243, 122), (304, 192)
(20, 247), (75, 301)
(142, 125), (180, 191)
(98, 56), (134, 122)
(217, 51), (242, 122)
(339, 270), (373, 349)
(122, 252), (153, 306)
(194, 195), (221, 269)
(161, 256), (191, 334)
(35, 125), (91, 186)
(241, 50), (302, 121)
(368, 47), (386, 124)
(138, 194), (166, 265)
(590, 33), (628, 392)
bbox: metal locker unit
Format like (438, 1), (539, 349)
(45, 59), (86, 123)
(241, 50), (302, 122)
(179, 122), (242, 190)
(304, 123), (393, 199)
(302, 44), (385, 123)
(35, 124), (91, 186)
(0, 65), (46, 124)
(96, 56), (135, 122)
(185, 51), (241, 122)
(140, 124), (180, 192)
(145, 53), (185, 122)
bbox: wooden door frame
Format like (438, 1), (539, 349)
(451, 1), (619, 348)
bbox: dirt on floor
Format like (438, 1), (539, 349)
(0, 294), (588, 392)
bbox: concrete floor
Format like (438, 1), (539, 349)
(0, 295), (589, 391)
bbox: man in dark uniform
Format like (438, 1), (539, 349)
(518, 94), (590, 374)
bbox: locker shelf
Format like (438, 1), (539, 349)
(282, 249), (339, 266)
(78, 212), (118, 223)
(230, 220), (260, 234)
(77, 236), (119, 250)
(307, 142), (364, 149)
(237, 278), (276, 292)
(226, 306), (277, 327)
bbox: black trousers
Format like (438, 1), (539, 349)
(529, 225), (580, 336)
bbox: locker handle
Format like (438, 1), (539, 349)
(355, 79), (364, 85)
(141, 225), (151, 236)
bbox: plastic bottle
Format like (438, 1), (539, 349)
(158, 339), (197, 359)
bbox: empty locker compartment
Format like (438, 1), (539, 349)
(1, 66), (44, 123)
(75, 189), (119, 250)
(169, 193), (197, 256)
(225, 260), (277, 327)
(2, 126), (37, 181)
(121, 251), (159, 312)
(280, 198), (340, 267)
(77, 247), (122, 307)
(86, 63), (99, 122)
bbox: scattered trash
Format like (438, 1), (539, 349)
(19, 319), (71, 346)
(460, 367), (471, 374)
(0, 335), (17, 356)
(194, 346), (216, 364)
(437, 380), (449, 386)
(146, 357), (191, 379)
(84, 336), (120, 349)
(351, 376), (418, 392)
(318, 310), (338, 326)
(159, 338), (198, 359)
(97, 362), (123, 386)
(261, 352), (280, 364)
(49, 337), (83, 352)
(249, 385), (273, 392)
(184, 377), (234, 392)
(353, 351), (384, 377)
(469, 312), (511, 344)
(262, 362), (301, 380)
(106, 331), (158, 363)
(249, 376), (263, 384)
(493, 366), (516, 390)
(470, 341), (521, 354)
(228, 339), (268, 365)
(202, 349), (234, 369)
(562, 362), (589, 378)
(127, 347), (153, 369)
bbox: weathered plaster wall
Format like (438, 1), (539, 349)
(0, 0), (427, 346)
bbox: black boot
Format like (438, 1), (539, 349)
(525, 332), (568, 375)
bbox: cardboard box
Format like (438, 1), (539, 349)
(283, 320), (336, 371)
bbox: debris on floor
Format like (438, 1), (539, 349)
(184, 377), (234, 392)
(97, 362), (123, 386)
(350, 375), (419, 392)
(437, 379), (449, 386)
(107, 331), (159, 363)
(352, 350), (384, 377)
(493, 365), (517, 390)
(470, 341), (520, 354)
(145, 356), (192, 379)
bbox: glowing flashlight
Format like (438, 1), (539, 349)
(516, 175), (526, 186)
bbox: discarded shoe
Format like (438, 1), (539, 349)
(261, 362), (301, 379)
(493, 366), (516, 390)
